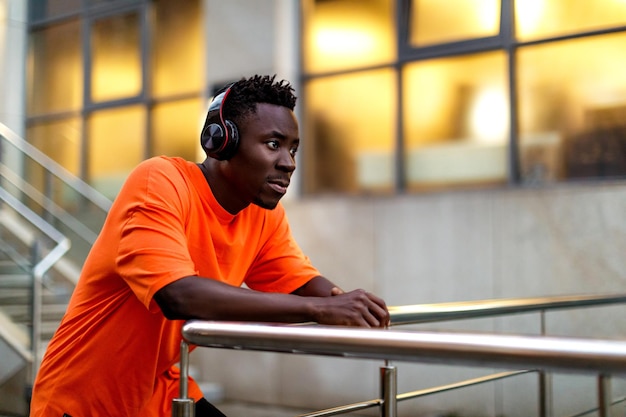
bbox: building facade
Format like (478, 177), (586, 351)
(1, 0), (626, 415)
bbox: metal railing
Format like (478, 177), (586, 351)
(0, 187), (70, 384)
(175, 293), (626, 417)
(0, 123), (111, 276)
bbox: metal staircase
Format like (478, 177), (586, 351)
(0, 123), (111, 416)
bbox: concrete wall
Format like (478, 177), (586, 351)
(196, 182), (626, 416)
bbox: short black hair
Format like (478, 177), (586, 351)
(220, 74), (297, 127)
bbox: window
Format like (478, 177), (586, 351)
(302, 0), (626, 194)
(409, 0), (500, 46)
(517, 32), (626, 182)
(27, 0), (205, 200)
(403, 51), (508, 190)
(303, 69), (397, 193)
(302, 0), (395, 74)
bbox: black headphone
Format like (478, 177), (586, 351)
(200, 85), (239, 160)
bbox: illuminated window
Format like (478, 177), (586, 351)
(518, 32), (626, 182)
(303, 0), (395, 74)
(403, 51), (509, 190)
(303, 69), (397, 193)
(90, 12), (142, 102)
(151, 99), (204, 162)
(88, 106), (146, 199)
(27, 0), (204, 201)
(25, 118), (82, 206)
(410, 0), (501, 46)
(28, 20), (83, 115)
(27, 118), (82, 176)
(152, 0), (203, 98)
(516, 0), (626, 41)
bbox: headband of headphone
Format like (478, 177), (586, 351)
(200, 85), (240, 160)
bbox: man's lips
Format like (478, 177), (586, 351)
(267, 178), (290, 194)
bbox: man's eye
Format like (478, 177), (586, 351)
(290, 147), (298, 157)
(267, 141), (279, 150)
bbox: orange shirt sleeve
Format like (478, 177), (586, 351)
(115, 158), (199, 311)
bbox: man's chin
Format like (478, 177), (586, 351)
(253, 197), (280, 210)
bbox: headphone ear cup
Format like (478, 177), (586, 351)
(220, 120), (240, 159)
(201, 123), (226, 158)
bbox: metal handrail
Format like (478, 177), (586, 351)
(0, 187), (70, 384)
(182, 321), (626, 376)
(388, 293), (626, 325)
(0, 123), (112, 212)
(0, 163), (100, 245)
(177, 292), (626, 417)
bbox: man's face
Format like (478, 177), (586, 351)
(223, 103), (299, 210)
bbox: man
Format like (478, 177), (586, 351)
(30, 75), (389, 417)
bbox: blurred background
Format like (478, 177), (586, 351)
(1, 0), (626, 416)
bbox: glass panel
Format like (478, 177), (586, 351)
(303, 0), (395, 74)
(152, 0), (202, 97)
(90, 12), (142, 102)
(27, 20), (83, 116)
(516, 0), (626, 42)
(517, 33), (626, 183)
(27, 118), (82, 175)
(410, 0), (500, 46)
(26, 118), (82, 211)
(88, 105), (146, 199)
(403, 51), (508, 190)
(151, 98), (204, 161)
(303, 69), (397, 193)
(30, 0), (82, 21)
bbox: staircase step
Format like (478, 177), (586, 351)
(0, 274), (32, 289)
(1, 304), (68, 323)
(0, 289), (67, 306)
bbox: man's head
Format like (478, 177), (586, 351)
(199, 75), (300, 214)
(201, 75), (297, 160)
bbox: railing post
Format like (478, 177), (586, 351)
(538, 309), (552, 417)
(172, 340), (195, 417)
(538, 371), (552, 417)
(30, 240), (42, 386)
(380, 364), (397, 417)
(598, 374), (612, 417)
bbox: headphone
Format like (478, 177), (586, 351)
(200, 85), (239, 160)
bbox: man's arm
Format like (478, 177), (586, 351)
(154, 275), (389, 328)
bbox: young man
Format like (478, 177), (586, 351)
(30, 75), (389, 417)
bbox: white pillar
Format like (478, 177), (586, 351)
(0, 0), (27, 136)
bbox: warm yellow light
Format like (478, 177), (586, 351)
(315, 28), (376, 57)
(515, 0), (545, 37)
(470, 88), (508, 144)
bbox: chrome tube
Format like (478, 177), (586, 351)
(172, 340), (194, 417)
(380, 366), (397, 417)
(182, 321), (626, 376)
(388, 294), (626, 326)
(597, 374), (611, 417)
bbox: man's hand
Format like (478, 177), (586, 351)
(312, 288), (389, 328)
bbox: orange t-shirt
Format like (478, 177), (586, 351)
(30, 156), (320, 417)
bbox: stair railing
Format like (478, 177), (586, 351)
(176, 293), (626, 417)
(0, 186), (70, 385)
(0, 123), (111, 278)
